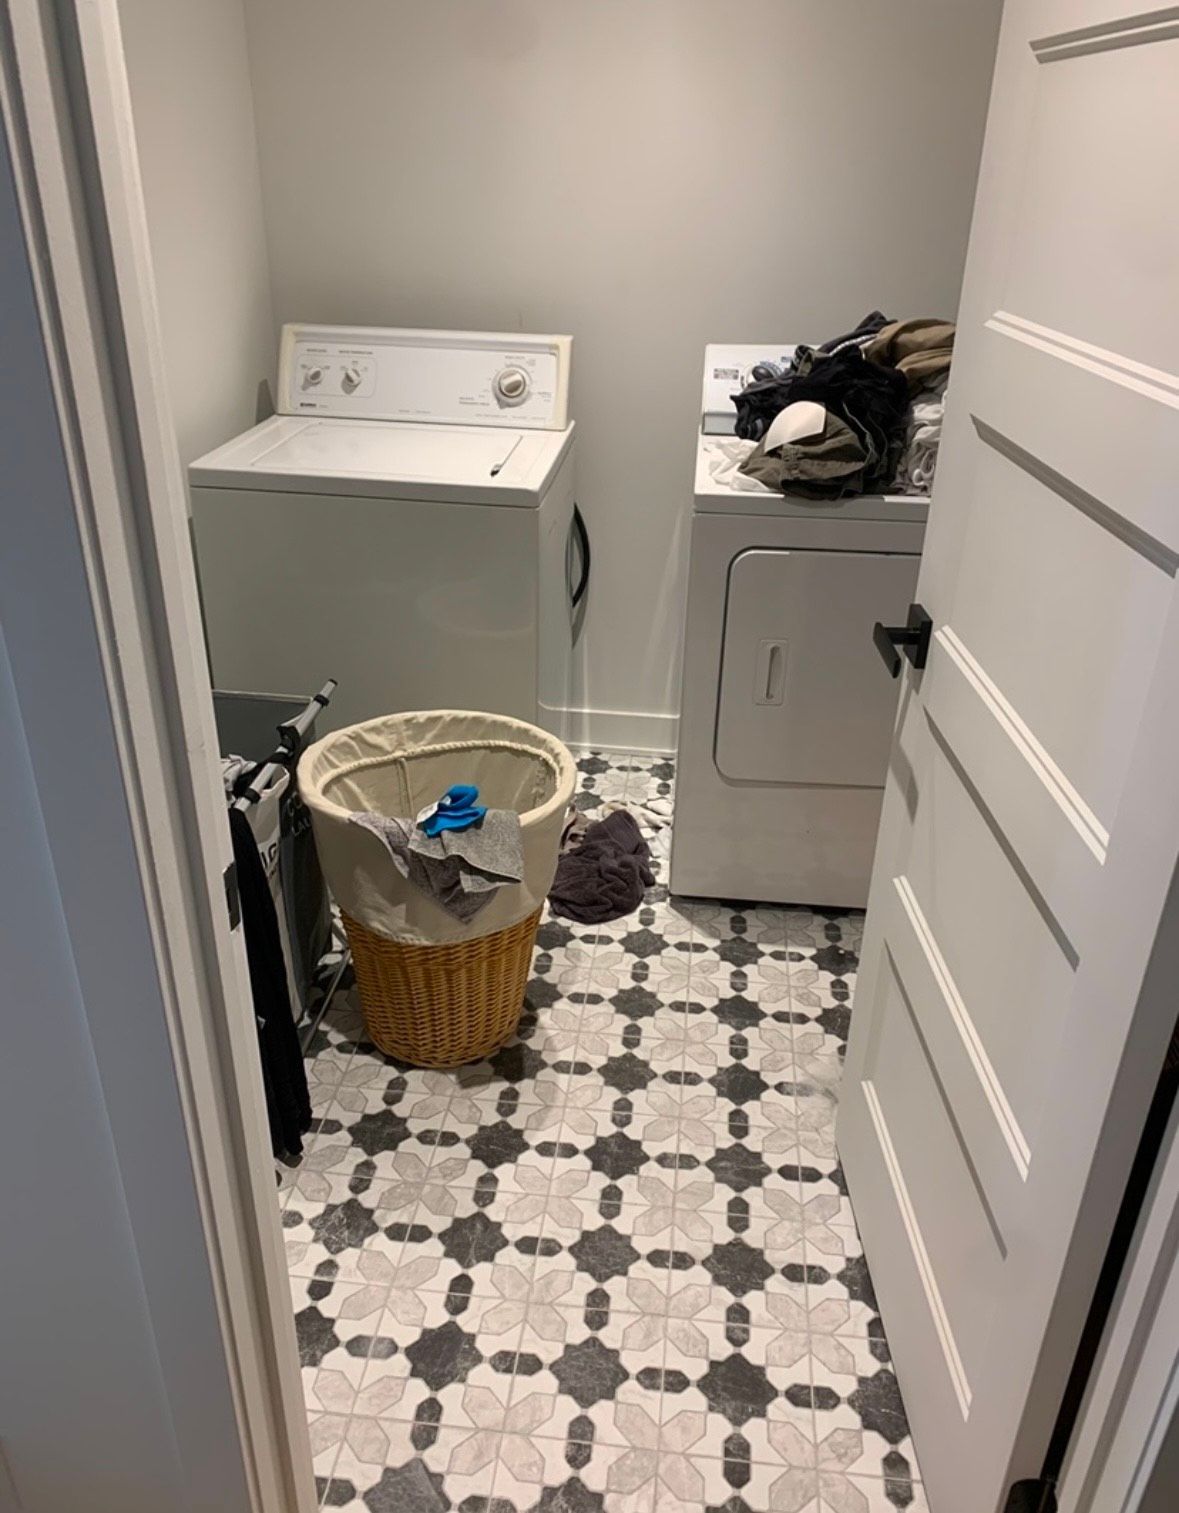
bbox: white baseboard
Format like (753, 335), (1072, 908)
(560, 705), (678, 756)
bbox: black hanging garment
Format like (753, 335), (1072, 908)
(229, 805), (313, 1158)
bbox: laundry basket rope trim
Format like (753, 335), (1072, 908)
(320, 737), (559, 802)
(300, 707), (575, 960)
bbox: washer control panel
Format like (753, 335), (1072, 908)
(278, 325), (572, 430)
(296, 352), (377, 397)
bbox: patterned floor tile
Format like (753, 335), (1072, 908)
(284, 1173), (412, 1283)
(383, 1192), (557, 1302)
(808, 1355), (920, 1485)
(293, 1274), (393, 1418)
(845, 1473), (930, 1512)
(322, 1424), (499, 1510)
(305, 1410), (348, 1490)
(448, 1054), (576, 1110)
(506, 1326), (670, 1451)
(282, 752), (924, 1510)
(531, 1200), (684, 1312)
(654, 1452), (807, 1513)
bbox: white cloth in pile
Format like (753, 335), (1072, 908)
(705, 437), (770, 492)
(897, 375), (948, 495)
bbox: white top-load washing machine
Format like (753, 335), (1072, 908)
(189, 325), (579, 735)
(670, 345), (929, 909)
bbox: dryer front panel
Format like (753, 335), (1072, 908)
(715, 548), (919, 787)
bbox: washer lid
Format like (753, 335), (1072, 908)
(189, 414), (574, 506)
(254, 421), (522, 481)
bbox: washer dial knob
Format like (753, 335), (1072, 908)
(302, 365), (324, 389)
(341, 365), (362, 393)
(494, 366), (530, 404)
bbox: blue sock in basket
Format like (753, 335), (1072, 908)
(418, 784), (487, 837)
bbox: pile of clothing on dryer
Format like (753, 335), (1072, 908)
(728, 311), (953, 499)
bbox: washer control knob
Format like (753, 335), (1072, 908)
(303, 365), (324, 389)
(341, 365), (362, 393)
(494, 366), (529, 403)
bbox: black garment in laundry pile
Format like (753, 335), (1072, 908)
(229, 805), (312, 1158)
(790, 308), (890, 370)
(732, 346), (910, 491)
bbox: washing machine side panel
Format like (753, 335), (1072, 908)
(191, 486), (537, 734)
(537, 449), (576, 739)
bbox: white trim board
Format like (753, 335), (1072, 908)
(562, 705), (678, 757)
(1059, 1090), (1179, 1513)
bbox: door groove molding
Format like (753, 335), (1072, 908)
(861, 1076), (974, 1417)
(894, 875), (1031, 1178)
(972, 414), (1179, 575)
(882, 942), (1010, 1260)
(1031, 7), (1179, 62)
(925, 713), (1080, 971)
(936, 626), (1110, 862)
(985, 312), (1179, 414)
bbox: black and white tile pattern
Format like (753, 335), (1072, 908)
(280, 755), (926, 1512)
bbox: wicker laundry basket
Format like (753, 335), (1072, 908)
(299, 710), (575, 1067)
(342, 907), (541, 1067)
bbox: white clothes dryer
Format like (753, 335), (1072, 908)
(670, 345), (929, 908)
(189, 326), (581, 736)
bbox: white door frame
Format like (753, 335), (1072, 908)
(1, 2), (314, 1509)
(1058, 1090), (1179, 1513)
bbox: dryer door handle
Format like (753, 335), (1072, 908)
(754, 638), (787, 705)
(872, 603), (933, 678)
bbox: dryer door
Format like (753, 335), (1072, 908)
(715, 548), (918, 786)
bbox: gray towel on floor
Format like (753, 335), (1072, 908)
(549, 809), (655, 925)
(350, 808), (524, 923)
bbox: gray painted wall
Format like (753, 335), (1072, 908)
(242, 0), (1003, 743)
(119, 0), (275, 468)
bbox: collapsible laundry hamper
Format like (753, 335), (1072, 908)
(215, 683), (336, 1024)
(299, 710), (576, 1067)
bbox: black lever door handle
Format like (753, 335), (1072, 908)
(872, 603), (933, 679)
(873, 620), (904, 678)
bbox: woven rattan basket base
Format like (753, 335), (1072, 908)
(341, 908), (541, 1068)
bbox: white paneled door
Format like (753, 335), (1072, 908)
(837, 5), (1179, 1512)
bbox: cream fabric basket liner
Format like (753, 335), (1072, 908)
(299, 709), (576, 945)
